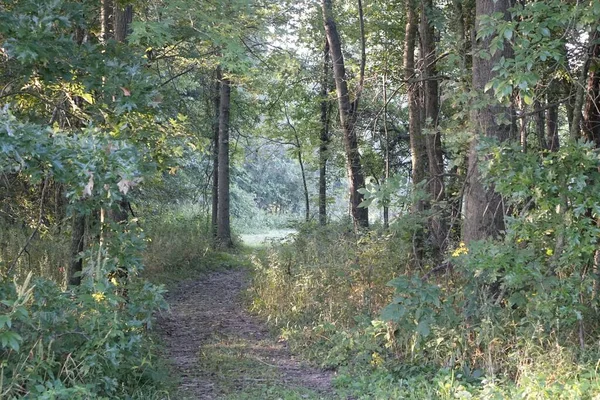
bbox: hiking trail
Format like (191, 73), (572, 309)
(157, 268), (334, 399)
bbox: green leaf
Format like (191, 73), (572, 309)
(0, 331), (22, 351)
(81, 93), (94, 104)
(380, 303), (407, 321)
(416, 319), (431, 337)
(0, 315), (11, 329)
(523, 94), (534, 105)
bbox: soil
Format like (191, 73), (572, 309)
(157, 268), (334, 399)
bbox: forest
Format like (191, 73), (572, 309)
(1, 0), (600, 398)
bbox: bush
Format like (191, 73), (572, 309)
(142, 204), (213, 277)
(249, 143), (600, 398)
(249, 222), (407, 330)
(0, 273), (167, 399)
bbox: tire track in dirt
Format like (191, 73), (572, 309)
(157, 268), (333, 399)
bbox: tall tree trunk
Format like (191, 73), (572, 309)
(100, 0), (113, 43)
(581, 29), (600, 300)
(570, 28), (598, 140)
(534, 99), (547, 150)
(321, 0), (369, 229)
(319, 40), (331, 226)
(68, 214), (85, 286)
(211, 67), (221, 240)
(453, 0), (467, 72)
(296, 136), (310, 223)
(519, 98), (528, 152)
(405, 0), (427, 210)
(546, 102), (560, 151)
(217, 77), (233, 247)
(383, 73), (390, 229)
(114, 5), (133, 43)
(463, 0), (514, 243)
(421, 0), (447, 255)
(583, 30), (600, 146)
(66, 26), (92, 286)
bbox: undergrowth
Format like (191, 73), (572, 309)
(0, 221), (171, 399)
(250, 214), (600, 398)
(0, 204), (226, 399)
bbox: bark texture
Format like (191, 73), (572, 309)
(68, 214), (86, 286)
(217, 77), (233, 247)
(211, 67), (221, 239)
(321, 0), (369, 228)
(405, 0), (427, 210)
(583, 30), (600, 146)
(463, 0), (514, 243)
(546, 103), (559, 151)
(319, 40), (331, 226)
(421, 0), (447, 253)
(114, 5), (133, 43)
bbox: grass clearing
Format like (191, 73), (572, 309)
(240, 229), (297, 248)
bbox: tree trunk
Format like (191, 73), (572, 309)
(546, 102), (559, 151)
(68, 214), (85, 286)
(211, 67), (221, 240)
(405, 0), (427, 210)
(321, 0), (369, 229)
(319, 40), (331, 226)
(114, 5), (133, 43)
(295, 137), (310, 223)
(583, 30), (600, 146)
(581, 29), (600, 301)
(519, 98), (528, 153)
(100, 0), (113, 43)
(534, 99), (547, 150)
(570, 28), (598, 140)
(217, 77), (233, 247)
(463, 0), (514, 243)
(383, 73), (390, 230)
(421, 0), (447, 254)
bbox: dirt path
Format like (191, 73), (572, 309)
(157, 268), (334, 399)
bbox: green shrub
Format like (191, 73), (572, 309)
(0, 272), (167, 399)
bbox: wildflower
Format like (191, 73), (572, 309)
(371, 352), (384, 367)
(452, 242), (469, 257)
(92, 292), (106, 302)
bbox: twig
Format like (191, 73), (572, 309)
(159, 63), (198, 88)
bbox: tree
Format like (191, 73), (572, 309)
(420, 0), (447, 254)
(217, 75), (233, 247)
(321, 0), (369, 229)
(212, 67), (221, 240)
(319, 40), (332, 226)
(463, 0), (514, 243)
(404, 0), (427, 211)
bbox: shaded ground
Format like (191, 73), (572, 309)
(157, 268), (334, 399)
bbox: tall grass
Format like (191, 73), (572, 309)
(249, 222), (408, 328)
(249, 222), (600, 399)
(0, 222), (70, 284)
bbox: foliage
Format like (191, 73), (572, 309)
(249, 170), (600, 397)
(250, 222), (407, 328)
(0, 269), (168, 399)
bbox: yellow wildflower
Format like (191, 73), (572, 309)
(452, 242), (469, 257)
(92, 292), (106, 302)
(371, 352), (384, 367)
